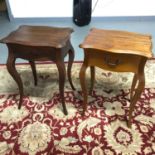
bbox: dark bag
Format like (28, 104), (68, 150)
(73, 0), (92, 26)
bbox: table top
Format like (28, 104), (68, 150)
(80, 28), (153, 58)
(0, 25), (73, 48)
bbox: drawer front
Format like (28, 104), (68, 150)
(8, 44), (57, 61)
(86, 50), (142, 73)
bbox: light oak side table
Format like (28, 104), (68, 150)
(79, 28), (152, 127)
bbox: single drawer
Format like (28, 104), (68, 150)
(86, 49), (142, 73)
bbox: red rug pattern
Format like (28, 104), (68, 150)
(0, 60), (155, 155)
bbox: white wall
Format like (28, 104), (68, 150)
(8, 0), (155, 18)
(92, 0), (155, 17)
(8, 0), (73, 18)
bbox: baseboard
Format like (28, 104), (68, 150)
(9, 15), (155, 22)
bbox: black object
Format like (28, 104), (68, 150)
(73, 0), (92, 26)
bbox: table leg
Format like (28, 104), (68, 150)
(128, 58), (146, 128)
(29, 60), (37, 86)
(130, 73), (138, 100)
(56, 61), (67, 115)
(7, 51), (23, 109)
(68, 46), (75, 90)
(79, 63), (88, 115)
(90, 66), (95, 94)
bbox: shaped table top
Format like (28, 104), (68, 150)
(0, 25), (73, 48)
(80, 28), (153, 58)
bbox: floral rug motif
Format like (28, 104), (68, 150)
(0, 60), (155, 155)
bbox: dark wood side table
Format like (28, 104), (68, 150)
(0, 25), (75, 115)
(79, 28), (152, 127)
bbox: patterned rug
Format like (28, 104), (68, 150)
(0, 60), (155, 155)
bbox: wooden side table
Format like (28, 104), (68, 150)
(0, 25), (75, 115)
(79, 28), (152, 127)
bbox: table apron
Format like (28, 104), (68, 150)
(85, 50), (143, 73)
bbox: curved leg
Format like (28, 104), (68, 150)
(89, 66), (95, 94)
(128, 75), (145, 128)
(7, 52), (23, 109)
(130, 73), (138, 100)
(29, 60), (37, 86)
(67, 46), (75, 90)
(128, 58), (146, 128)
(79, 63), (88, 115)
(56, 61), (67, 115)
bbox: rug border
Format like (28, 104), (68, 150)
(0, 60), (84, 66)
